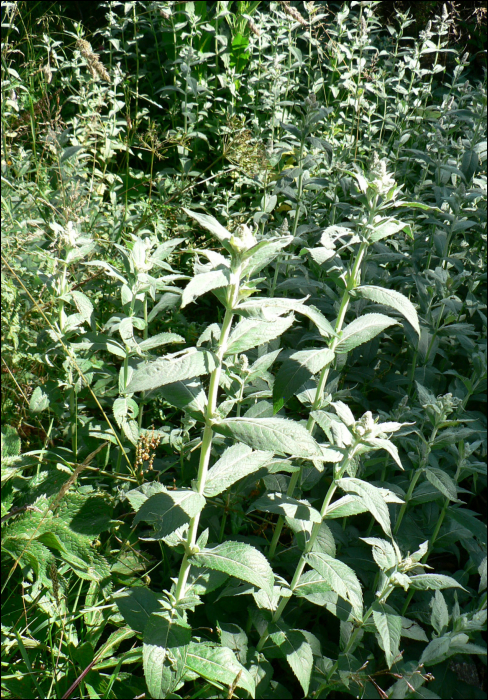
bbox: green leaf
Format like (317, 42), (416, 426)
(408, 574), (467, 591)
(238, 297), (335, 338)
(181, 269), (231, 307)
(368, 218), (409, 243)
(430, 590), (449, 635)
(247, 349), (282, 380)
(424, 467), (462, 502)
(138, 332), (185, 351)
(192, 541), (274, 596)
(183, 208), (233, 251)
(273, 348), (335, 412)
(204, 444), (273, 497)
(352, 285), (420, 336)
(158, 378), (207, 416)
(143, 611), (190, 698)
(250, 492), (322, 523)
(113, 397), (139, 428)
(419, 635), (451, 666)
(294, 571), (356, 621)
(304, 552), (363, 619)
(361, 537), (399, 571)
(212, 417), (322, 458)
(372, 603), (402, 668)
(70, 290), (94, 321)
(133, 489), (206, 540)
(363, 436), (404, 470)
(337, 477), (392, 536)
(115, 586), (162, 633)
(29, 386), (50, 413)
(336, 313), (399, 353)
(226, 315), (295, 355)
(185, 642), (255, 696)
(125, 349), (217, 393)
(268, 623), (313, 695)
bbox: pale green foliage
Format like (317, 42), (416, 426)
(2, 1), (486, 699)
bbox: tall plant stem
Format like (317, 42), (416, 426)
(257, 446), (359, 652)
(174, 279), (239, 601)
(268, 241), (368, 558)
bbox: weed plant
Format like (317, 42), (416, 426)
(1, 2), (486, 699)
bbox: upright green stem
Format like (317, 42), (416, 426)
(268, 241), (369, 558)
(258, 446), (360, 651)
(174, 278), (240, 602)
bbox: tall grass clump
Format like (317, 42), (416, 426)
(2, 1), (486, 698)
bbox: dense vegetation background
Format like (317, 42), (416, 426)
(2, 2), (487, 698)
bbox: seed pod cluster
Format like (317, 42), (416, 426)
(135, 425), (161, 477)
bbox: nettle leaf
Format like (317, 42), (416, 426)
(304, 552), (363, 620)
(212, 417), (321, 458)
(372, 603), (402, 668)
(352, 285), (420, 336)
(181, 269), (231, 307)
(183, 208), (233, 252)
(408, 574), (467, 591)
(143, 611), (191, 698)
(361, 537), (399, 571)
(125, 349), (217, 393)
(133, 489), (206, 540)
(226, 315), (295, 355)
(186, 642), (255, 696)
(192, 541), (274, 596)
(336, 313), (399, 353)
(268, 622), (313, 695)
(273, 348), (335, 412)
(250, 492), (322, 523)
(337, 478), (392, 536)
(204, 444), (273, 497)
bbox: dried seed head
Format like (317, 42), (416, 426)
(248, 17), (261, 37)
(280, 1), (307, 26)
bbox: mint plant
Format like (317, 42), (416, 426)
(2, 2), (486, 699)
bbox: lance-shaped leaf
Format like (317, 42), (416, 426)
(137, 332), (185, 352)
(238, 297), (335, 338)
(186, 642), (255, 696)
(192, 541), (274, 597)
(337, 477), (393, 537)
(372, 603), (402, 668)
(125, 348), (217, 393)
(143, 611), (191, 698)
(133, 489), (206, 540)
(268, 623), (313, 695)
(204, 444), (273, 497)
(304, 552), (363, 620)
(368, 218), (410, 243)
(212, 417), (321, 458)
(352, 285), (420, 336)
(408, 574), (467, 591)
(362, 436), (404, 470)
(273, 348), (335, 412)
(336, 313), (399, 353)
(225, 315), (295, 355)
(249, 492), (322, 523)
(183, 208), (233, 252)
(158, 378), (207, 416)
(181, 269), (231, 308)
(294, 571), (356, 621)
(361, 537), (399, 572)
